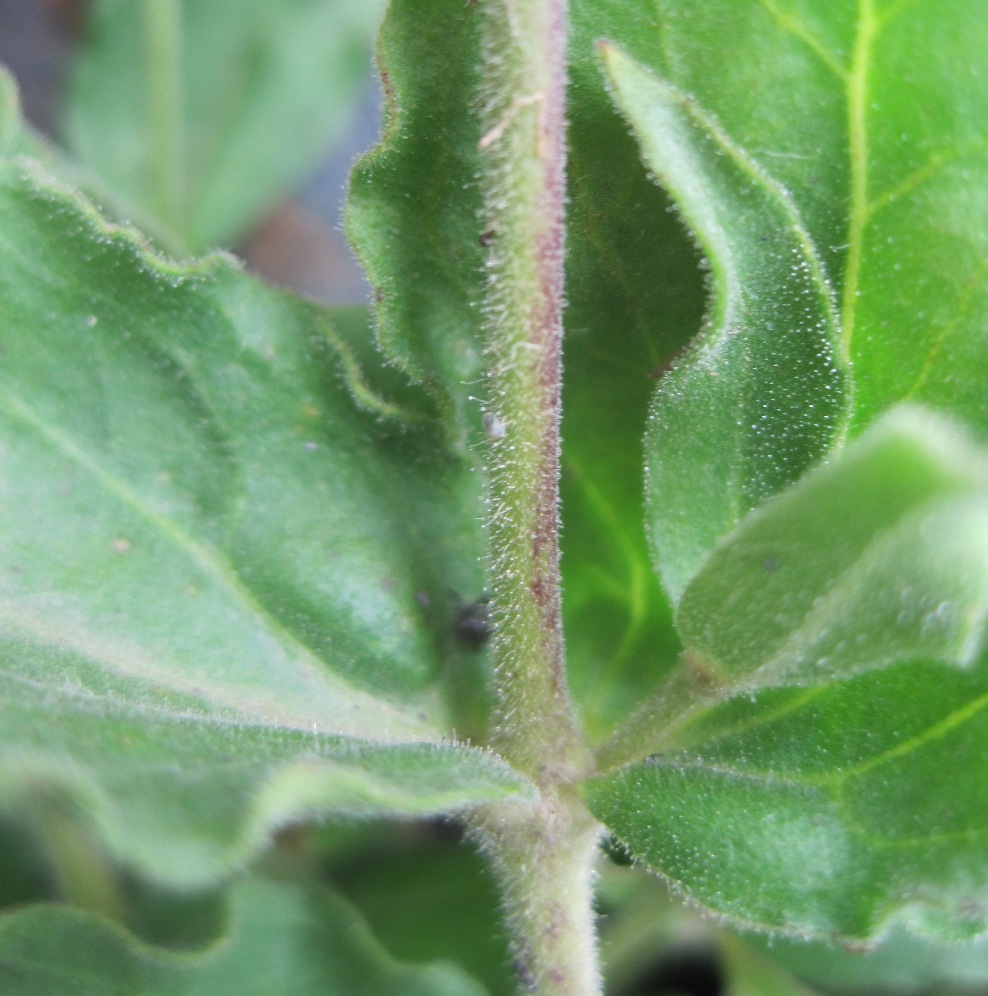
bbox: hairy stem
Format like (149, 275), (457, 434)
(479, 0), (580, 784)
(594, 660), (715, 773)
(473, 790), (601, 995)
(474, 0), (601, 993)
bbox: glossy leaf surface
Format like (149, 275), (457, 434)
(64, 0), (384, 250)
(0, 878), (487, 995)
(0, 157), (530, 886)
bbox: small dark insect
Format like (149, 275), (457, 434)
(455, 595), (492, 648)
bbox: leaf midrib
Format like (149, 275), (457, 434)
(840, 0), (876, 359)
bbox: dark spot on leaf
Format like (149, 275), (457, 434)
(455, 596), (491, 648)
(601, 834), (633, 866)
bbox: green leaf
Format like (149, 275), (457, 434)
(835, 2), (988, 435)
(561, 27), (707, 735)
(756, 922), (988, 995)
(346, 0), (486, 444)
(678, 406), (988, 695)
(587, 408), (988, 939)
(0, 878), (488, 995)
(347, 0), (706, 735)
(598, 867), (822, 996)
(585, 0), (988, 479)
(0, 157), (530, 886)
(599, 42), (848, 603)
(586, 658), (988, 941)
(64, 0), (384, 250)
(328, 829), (514, 995)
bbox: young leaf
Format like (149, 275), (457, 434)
(678, 406), (988, 695)
(64, 0), (384, 250)
(0, 878), (488, 995)
(0, 157), (531, 886)
(587, 408), (988, 939)
(599, 43), (848, 603)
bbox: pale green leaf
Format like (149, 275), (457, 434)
(345, 0), (486, 445)
(0, 156), (530, 886)
(0, 878), (488, 995)
(678, 406), (988, 695)
(64, 0), (384, 250)
(757, 922), (988, 995)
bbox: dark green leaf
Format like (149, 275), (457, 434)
(587, 656), (988, 941)
(562, 23), (707, 735)
(584, 0), (988, 450)
(587, 408), (988, 939)
(0, 878), (488, 995)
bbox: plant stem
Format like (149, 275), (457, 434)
(478, 0), (580, 787)
(144, 0), (183, 235)
(473, 1), (602, 992)
(474, 791), (602, 994)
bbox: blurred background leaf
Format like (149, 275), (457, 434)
(62, 0), (385, 253)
